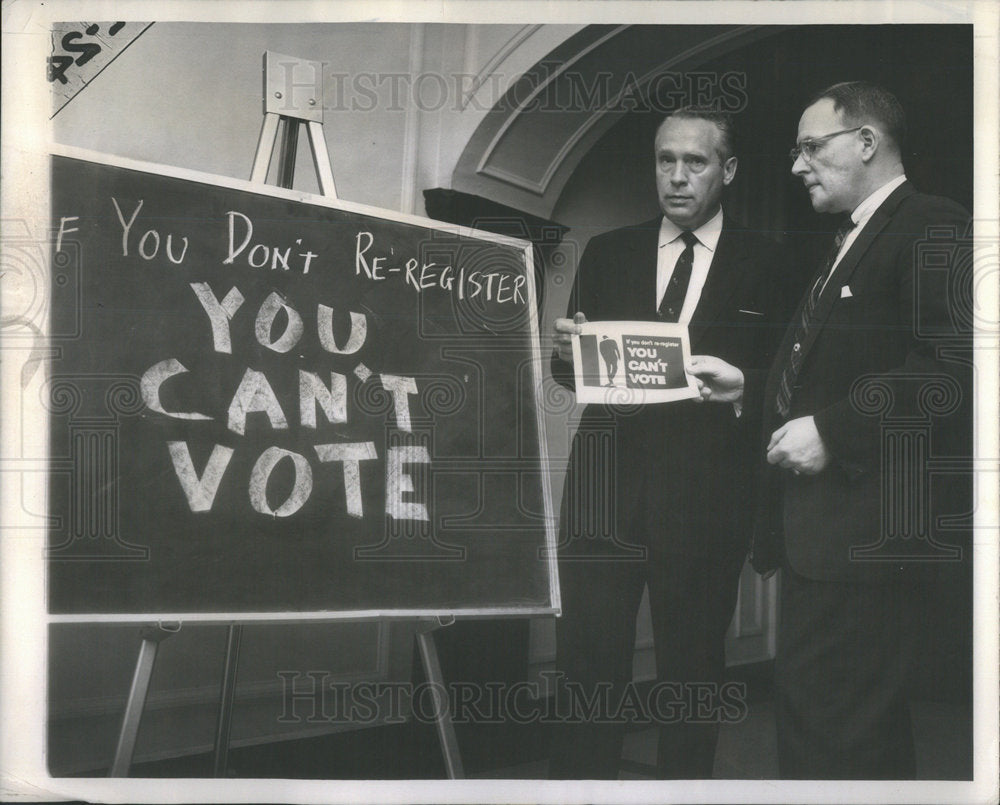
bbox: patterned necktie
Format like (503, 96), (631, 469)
(657, 230), (698, 322)
(775, 217), (855, 418)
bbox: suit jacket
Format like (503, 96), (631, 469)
(553, 215), (793, 560)
(751, 182), (972, 582)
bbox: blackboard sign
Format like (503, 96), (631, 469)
(47, 147), (559, 620)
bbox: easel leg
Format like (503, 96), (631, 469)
(212, 624), (243, 777)
(250, 112), (281, 184)
(415, 626), (465, 779)
(109, 624), (178, 777)
(305, 120), (338, 198)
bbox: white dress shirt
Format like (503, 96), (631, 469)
(656, 208), (740, 414)
(656, 207), (724, 322)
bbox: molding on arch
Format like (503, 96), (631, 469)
(458, 24), (547, 112)
(472, 24), (631, 192)
(453, 24), (781, 220)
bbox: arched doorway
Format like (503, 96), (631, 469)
(448, 22), (973, 696)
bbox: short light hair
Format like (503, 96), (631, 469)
(659, 107), (737, 161)
(808, 81), (906, 153)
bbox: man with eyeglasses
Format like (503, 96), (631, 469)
(691, 81), (971, 778)
(548, 108), (793, 779)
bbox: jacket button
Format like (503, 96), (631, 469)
(792, 342), (801, 352)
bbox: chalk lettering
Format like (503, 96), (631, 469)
(348, 231), (525, 305)
(190, 282), (245, 354)
(404, 258), (420, 290)
(228, 368), (288, 436)
(495, 273), (512, 303)
(111, 197), (143, 257)
(255, 292), (304, 353)
(138, 229), (160, 260)
(513, 275), (526, 304)
(224, 214), (319, 273)
(386, 445), (431, 521)
(56, 216), (79, 253)
(419, 263), (438, 290)
(299, 249), (317, 274)
(355, 231), (375, 278)
(318, 307), (367, 354)
(314, 442), (378, 518)
(249, 447), (313, 517)
(467, 271), (482, 298)
(299, 370), (347, 428)
(224, 211), (253, 265)
(141, 359), (212, 420)
(167, 442), (234, 512)
(164, 233), (189, 264)
(271, 246), (291, 271)
(111, 198), (187, 264)
(380, 374), (418, 432)
(248, 244), (269, 268)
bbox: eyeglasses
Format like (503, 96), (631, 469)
(789, 126), (863, 163)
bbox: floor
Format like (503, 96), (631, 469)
(117, 695), (970, 780)
(480, 699), (971, 780)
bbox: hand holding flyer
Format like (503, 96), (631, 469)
(570, 321), (699, 404)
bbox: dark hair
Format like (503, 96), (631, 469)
(808, 81), (906, 152)
(662, 107), (737, 160)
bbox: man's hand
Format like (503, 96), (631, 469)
(686, 355), (744, 404)
(553, 312), (586, 363)
(767, 416), (830, 475)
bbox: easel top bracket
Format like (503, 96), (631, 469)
(263, 50), (324, 123)
(253, 50), (337, 197)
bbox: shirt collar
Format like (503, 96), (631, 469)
(851, 174), (907, 227)
(659, 206), (724, 252)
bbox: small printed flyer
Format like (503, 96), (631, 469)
(571, 321), (699, 405)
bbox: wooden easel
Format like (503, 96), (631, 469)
(108, 51), (464, 780)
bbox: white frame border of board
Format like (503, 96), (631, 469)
(46, 142), (561, 624)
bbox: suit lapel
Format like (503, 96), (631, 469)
(764, 181), (916, 410)
(798, 182), (915, 361)
(689, 219), (744, 346)
(628, 215), (745, 343)
(627, 217), (663, 320)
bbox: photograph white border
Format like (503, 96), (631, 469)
(2, 2), (997, 803)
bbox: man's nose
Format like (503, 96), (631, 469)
(669, 163), (688, 184)
(791, 153), (808, 176)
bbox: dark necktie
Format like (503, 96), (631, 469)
(775, 217), (855, 418)
(657, 230), (698, 322)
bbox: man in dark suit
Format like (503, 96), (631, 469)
(692, 82), (971, 778)
(548, 108), (791, 779)
(599, 336), (621, 385)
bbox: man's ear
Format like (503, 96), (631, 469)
(722, 155), (738, 185)
(859, 126), (880, 163)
